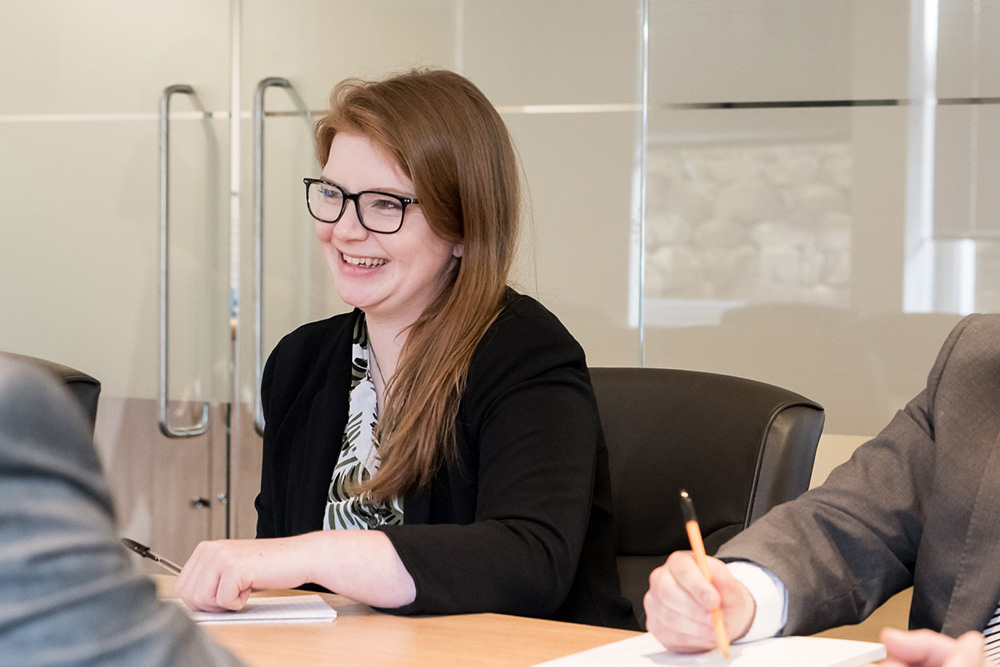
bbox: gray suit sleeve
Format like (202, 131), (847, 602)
(716, 316), (974, 636)
(0, 359), (244, 666)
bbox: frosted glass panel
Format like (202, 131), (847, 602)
(505, 111), (642, 367)
(643, 2), (1000, 436)
(0, 1), (231, 401)
(644, 108), (854, 309)
(242, 114), (346, 365)
(933, 105), (1000, 239)
(937, 1), (1000, 97)
(650, 1), (1000, 104)
(0, 0), (231, 114)
(243, 0), (457, 111)
(461, 0), (642, 106)
(649, 0), (911, 103)
(0, 117), (229, 401)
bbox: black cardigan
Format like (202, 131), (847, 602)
(256, 291), (637, 629)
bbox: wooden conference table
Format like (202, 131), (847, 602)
(155, 576), (640, 666)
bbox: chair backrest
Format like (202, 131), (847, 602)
(589, 366), (824, 625)
(0, 352), (101, 434)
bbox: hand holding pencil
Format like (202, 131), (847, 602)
(679, 489), (731, 658)
(643, 491), (756, 656)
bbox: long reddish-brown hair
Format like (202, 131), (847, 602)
(314, 69), (520, 499)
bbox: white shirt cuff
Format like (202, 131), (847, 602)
(726, 560), (788, 642)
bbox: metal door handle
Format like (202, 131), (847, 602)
(253, 77), (310, 436)
(158, 84), (210, 438)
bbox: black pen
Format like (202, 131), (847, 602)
(121, 537), (183, 575)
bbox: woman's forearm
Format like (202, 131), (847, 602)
(176, 530), (416, 612)
(298, 529), (416, 608)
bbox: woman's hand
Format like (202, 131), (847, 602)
(644, 551), (756, 653)
(873, 628), (988, 667)
(174, 530), (416, 613)
(175, 536), (315, 612)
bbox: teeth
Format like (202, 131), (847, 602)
(343, 254), (387, 267)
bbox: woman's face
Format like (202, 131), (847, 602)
(316, 131), (463, 330)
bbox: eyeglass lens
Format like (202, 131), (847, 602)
(307, 181), (406, 233)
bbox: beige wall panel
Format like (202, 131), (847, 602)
(933, 106), (975, 238)
(0, 118), (230, 400)
(649, 0), (909, 104)
(504, 112), (641, 367)
(934, 106), (1000, 239)
(937, 1), (1000, 98)
(849, 108), (908, 313)
(977, 241), (1000, 312)
(460, 0), (641, 106)
(242, 0), (457, 111)
(974, 108), (1000, 236)
(0, 0), (230, 114)
(810, 433), (872, 488)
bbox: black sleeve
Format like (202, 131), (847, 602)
(254, 337), (280, 538)
(379, 299), (604, 617)
(255, 312), (357, 540)
(254, 317), (333, 539)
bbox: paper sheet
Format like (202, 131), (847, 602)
(533, 633), (885, 667)
(175, 595), (338, 625)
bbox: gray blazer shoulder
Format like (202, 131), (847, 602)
(0, 357), (243, 666)
(717, 313), (1000, 637)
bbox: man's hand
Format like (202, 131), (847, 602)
(644, 551), (756, 652)
(873, 628), (988, 667)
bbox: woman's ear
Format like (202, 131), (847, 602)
(452, 242), (464, 258)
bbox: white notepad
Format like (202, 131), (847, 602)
(175, 595), (338, 625)
(533, 633), (885, 667)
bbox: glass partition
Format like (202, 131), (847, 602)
(643, 0), (998, 437)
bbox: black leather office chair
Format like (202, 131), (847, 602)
(0, 352), (101, 434)
(589, 367), (824, 625)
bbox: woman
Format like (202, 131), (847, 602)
(176, 69), (636, 630)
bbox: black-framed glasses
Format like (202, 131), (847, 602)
(303, 178), (419, 234)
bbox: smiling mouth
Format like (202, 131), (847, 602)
(342, 253), (387, 268)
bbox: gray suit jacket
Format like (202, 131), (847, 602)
(717, 314), (1000, 638)
(0, 357), (243, 666)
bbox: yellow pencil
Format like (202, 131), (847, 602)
(680, 489), (731, 659)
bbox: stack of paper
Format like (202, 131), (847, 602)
(533, 633), (885, 667)
(175, 595), (338, 625)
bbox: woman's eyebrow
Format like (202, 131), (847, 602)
(321, 178), (414, 197)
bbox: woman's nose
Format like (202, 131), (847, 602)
(331, 199), (369, 241)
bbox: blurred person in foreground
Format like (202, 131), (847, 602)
(0, 355), (243, 666)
